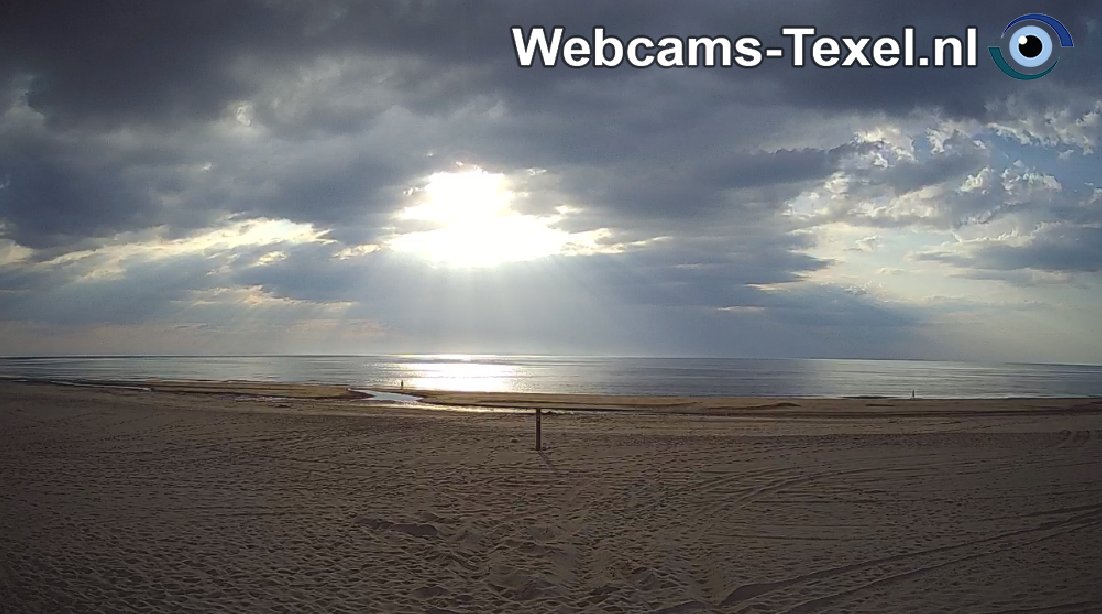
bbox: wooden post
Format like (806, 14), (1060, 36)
(535, 408), (542, 451)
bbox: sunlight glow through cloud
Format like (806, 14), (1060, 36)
(387, 168), (609, 268)
(38, 218), (330, 279)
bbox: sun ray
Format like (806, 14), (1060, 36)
(388, 167), (603, 268)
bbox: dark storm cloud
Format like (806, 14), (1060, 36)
(230, 240), (824, 309)
(4, 0), (1099, 245)
(0, 120), (190, 249)
(4, 0), (1099, 130)
(566, 142), (879, 224)
(229, 242), (371, 304)
(0, 255), (216, 325)
(918, 225), (1102, 274)
(0, 1), (304, 129)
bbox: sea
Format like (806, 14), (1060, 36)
(1, 355), (1101, 398)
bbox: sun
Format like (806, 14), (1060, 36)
(388, 167), (594, 268)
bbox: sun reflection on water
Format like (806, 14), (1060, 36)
(397, 361), (520, 392)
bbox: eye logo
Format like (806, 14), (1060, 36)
(989, 13), (1074, 80)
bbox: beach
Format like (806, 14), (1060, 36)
(2, 380), (1101, 613)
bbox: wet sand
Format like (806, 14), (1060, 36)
(2, 380), (1101, 613)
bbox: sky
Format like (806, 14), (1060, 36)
(1, 1), (1100, 362)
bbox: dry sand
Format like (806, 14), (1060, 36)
(2, 380), (1101, 613)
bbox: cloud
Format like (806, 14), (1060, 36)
(918, 224), (1102, 274)
(1, 0), (1101, 360)
(988, 96), (1102, 154)
(853, 236), (881, 252)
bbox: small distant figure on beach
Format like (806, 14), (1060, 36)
(912, 389), (916, 399)
(400, 380), (405, 389)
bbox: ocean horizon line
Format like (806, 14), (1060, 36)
(2, 353), (1101, 368)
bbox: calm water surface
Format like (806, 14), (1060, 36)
(2, 355), (1101, 398)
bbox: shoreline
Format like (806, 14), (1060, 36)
(5, 377), (1102, 419)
